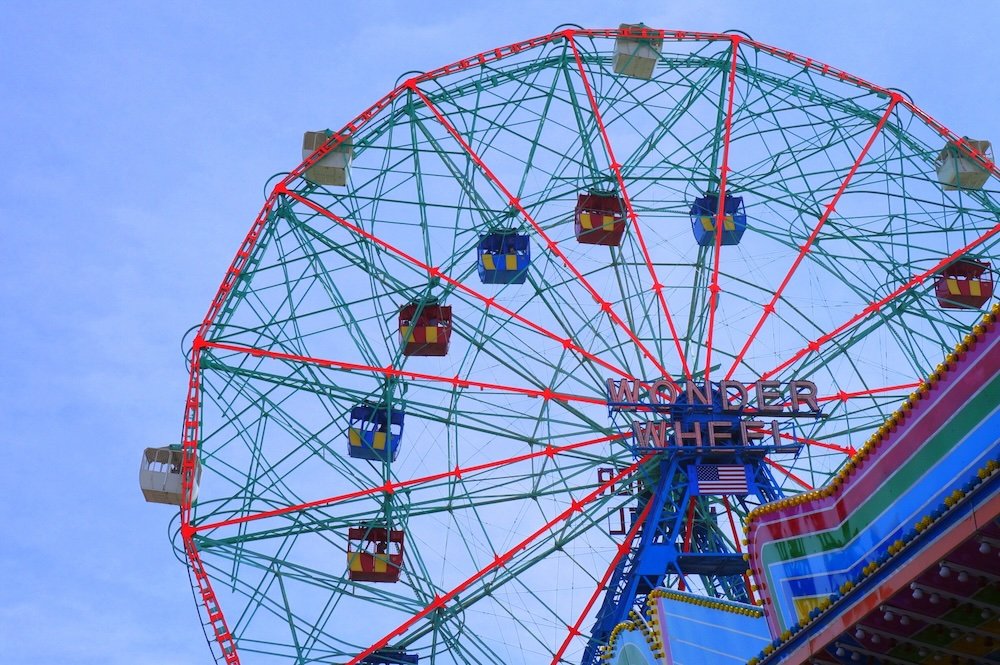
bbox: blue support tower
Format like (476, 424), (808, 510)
(580, 380), (813, 665)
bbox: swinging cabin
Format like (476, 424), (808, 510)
(612, 23), (663, 80)
(347, 525), (404, 583)
(934, 258), (994, 309)
(690, 193), (747, 246)
(477, 230), (530, 284)
(574, 192), (626, 246)
(936, 138), (992, 191)
(398, 302), (452, 356)
(302, 131), (353, 187)
(139, 445), (201, 506)
(347, 404), (404, 461)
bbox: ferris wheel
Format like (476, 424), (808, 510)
(139, 25), (999, 665)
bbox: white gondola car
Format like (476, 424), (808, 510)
(140, 446), (200, 506)
(613, 23), (663, 80)
(936, 138), (992, 190)
(302, 131), (353, 187)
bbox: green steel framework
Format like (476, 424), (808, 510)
(168, 26), (1000, 665)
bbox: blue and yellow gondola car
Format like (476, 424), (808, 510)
(690, 192), (747, 246)
(477, 230), (530, 284)
(348, 404), (404, 461)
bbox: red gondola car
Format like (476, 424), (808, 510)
(574, 192), (626, 246)
(935, 259), (994, 309)
(398, 302), (452, 356)
(347, 526), (404, 583)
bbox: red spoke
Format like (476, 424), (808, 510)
(764, 457), (813, 490)
(347, 458), (653, 665)
(195, 432), (625, 533)
(201, 339), (608, 406)
(282, 189), (642, 384)
(776, 430), (855, 457)
(761, 221), (1000, 381)
(550, 498), (656, 664)
(746, 381), (920, 412)
(742, 420), (855, 455)
(702, 36), (741, 384)
(681, 496), (697, 553)
(816, 381), (921, 404)
(724, 98), (900, 380)
(721, 496), (755, 603)
(407, 82), (677, 387)
(195, 195), (281, 343)
(722, 495), (742, 554)
(566, 34), (691, 380)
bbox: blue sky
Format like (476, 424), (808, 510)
(2, 2), (998, 663)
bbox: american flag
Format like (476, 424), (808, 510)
(690, 464), (750, 495)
